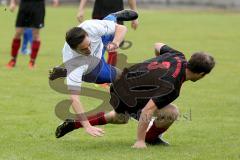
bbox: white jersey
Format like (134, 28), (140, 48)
(62, 20), (116, 91)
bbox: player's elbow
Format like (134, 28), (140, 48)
(154, 43), (165, 51)
(154, 42), (166, 56)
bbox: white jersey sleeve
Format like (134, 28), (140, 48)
(62, 42), (88, 91)
(66, 64), (88, 91)
(79, 20), (116, 37)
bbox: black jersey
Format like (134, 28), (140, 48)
(110, 45), (187, 118)
(92, 0), (124, 19)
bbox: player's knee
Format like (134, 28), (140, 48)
(115, 113), (129, 124)
(32, 29), (40, 41)
(168, 104), (179, 121)
(156, 104), (179, 122)
(15, 31), (23, 38)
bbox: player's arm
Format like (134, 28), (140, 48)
(70, 90), (104, 137)
(128, 0), (139, 30)
(9, 0), (17, 12)
(65, 61), (104, 137)
(107, 24), (127, 52)
(132, 99), (157, 149)
(128, 0), (137, 11)
(77, 0), (88, 22)
(154, 42), (182, 56)
(154, 43), (166, 56)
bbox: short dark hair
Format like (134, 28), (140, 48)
(65, 27), (87, 50)
(187, 52), (215, 74)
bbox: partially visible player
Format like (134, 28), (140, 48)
(54, 42), (215, 148)
(6, 0), (59, 69)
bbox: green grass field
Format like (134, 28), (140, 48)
(1, 6), (240, 160)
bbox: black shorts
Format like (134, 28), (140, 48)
(16, 1), (45, 28)
(92, 0), (124, 25)
(110, 86), (149, 120)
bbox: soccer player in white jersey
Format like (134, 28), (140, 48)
(58, 10), (138, 137)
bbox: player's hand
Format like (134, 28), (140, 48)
(77, 10), (84, 23)
(131, 19), (139, 30)
(9, 2), (16, 12)
(85, 125), (105, 137)
(132, 141), (147, 149)
(106, 42), (119, 52)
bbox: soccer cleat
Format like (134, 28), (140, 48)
(112, 9), (138, 21)
(55, 119), (75, 138)
(28, 61), (35, 69)
(146, 137), (170, 146)
(49, 66), (67, 81)
(21, 49), (31, 55)
(6, 59), (16, 69)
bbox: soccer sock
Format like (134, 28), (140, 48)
(30, 40), (41, 62)
(74, 112), (107, 129)
(107, 51), (117, 66)
(145, 121), (169, 143)
(11, 38), (21, 60)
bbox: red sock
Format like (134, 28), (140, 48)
(30, 40), (41, 61)
(11, 38), (21, 59)
(74, 112), (107, 129)
(145, 121), (169, 143)
(107, 51), (117, 66)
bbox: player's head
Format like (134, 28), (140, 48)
(186, 52), (215, 82)
(65, 27), (91, 55)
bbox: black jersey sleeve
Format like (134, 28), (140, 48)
(160, 45), (182, 55)
(159, 45), (186, 60)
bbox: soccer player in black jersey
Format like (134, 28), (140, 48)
(6, 0), (58, 69)
(55, 42), (215, 148)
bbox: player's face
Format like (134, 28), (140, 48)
(75, 36), (91, 56)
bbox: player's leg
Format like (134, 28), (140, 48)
(83, 58), (122, 89)
(96, 59), (122, 82)
(29, 28), (41, 68)
(28, 1), (45, 69)
(27, 28), (33, 44)
(145, 103), (179, 145)
(55, 110), (129, 138)
(105, 110), (130, 124)
(21, 29), (28, 54)
(74, 110), (129, 128)
(7, 27), (24, 68)
(21, 28), (32, 55)
(7, 1), (27, 68)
